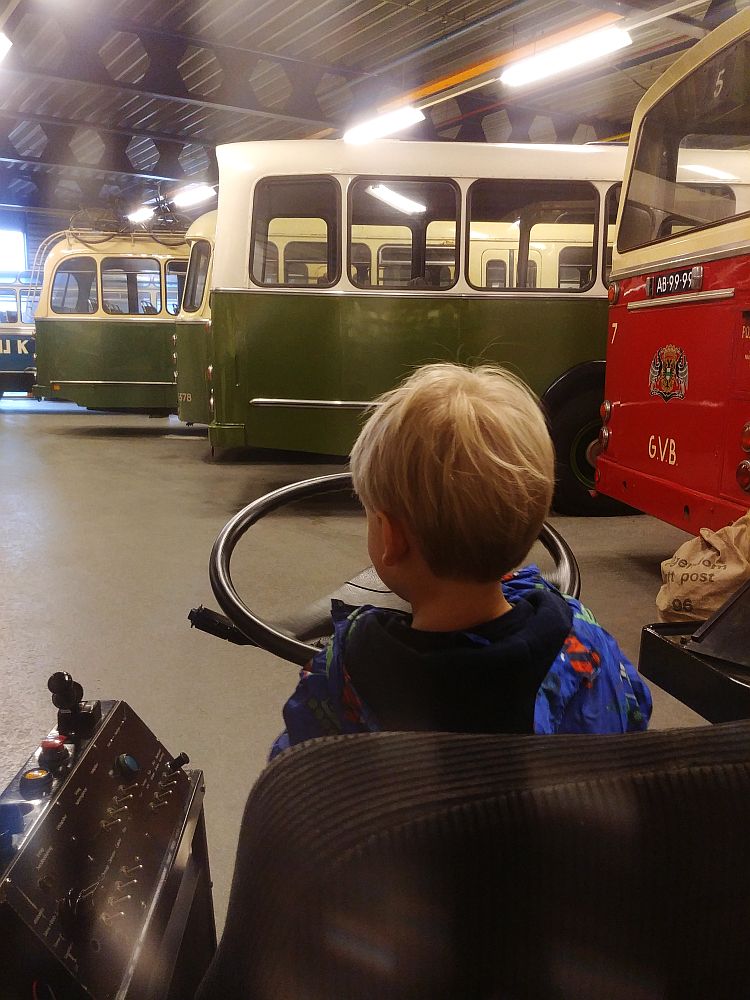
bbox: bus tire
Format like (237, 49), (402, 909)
(550, 387), (630, 516)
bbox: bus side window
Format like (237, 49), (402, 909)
(468, 179), (597, 292)
(350, 177), (458, 290)
(603, 184), (620, 284)
(251, 177), (340, 288)
(166, 260), (188, 314)
(20, 288), (39, 323)
(51, 257), (98, 314)
(0, 287), (18, 323)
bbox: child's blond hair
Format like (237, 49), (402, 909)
(350, 363), (554, 581)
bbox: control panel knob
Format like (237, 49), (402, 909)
(167, 752), (190, 773)
(19, 768), (54, 799)
(115, 754), (140, 778)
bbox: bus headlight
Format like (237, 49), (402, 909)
(737, 461), (750, 492)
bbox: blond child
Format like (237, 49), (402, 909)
(271, 363), (650, 756)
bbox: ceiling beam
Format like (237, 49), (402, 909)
(1, 1), (342, 129)
(574, 1), (709, 39)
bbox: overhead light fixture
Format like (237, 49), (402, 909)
(171, 183), (216, 208)
(499, 27), (632, 88)
(126, 206), (155, 224)
(366, 184), (426, 215)
(680, 164), (739, 182)
(344, 106), (425, 145)
(0, 33), (11, 63)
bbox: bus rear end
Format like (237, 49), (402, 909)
(596, 11), (750, 532)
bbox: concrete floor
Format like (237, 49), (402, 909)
(1, 395), (705, 931)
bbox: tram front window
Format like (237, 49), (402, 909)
(0, 286), (18, 323)
(183, 239), (212, 311)
(101, 257), (162, 314)
(349, 178), (458, 289)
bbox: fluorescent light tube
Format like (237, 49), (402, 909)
(344, 106), (425, 144)
(366, 184), (426, 215)
(126, 206), (155, 224)
(500, 27), (632, 88)
(172, 184), (216, 208)
(0, 34), (11, 64)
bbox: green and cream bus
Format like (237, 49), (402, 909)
(33, 229), (189, 414)
(175, 211), (215, 425)
(180, 140), (627, 513)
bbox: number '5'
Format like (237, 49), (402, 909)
(714, 68), (725, 99)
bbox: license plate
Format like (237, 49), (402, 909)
(649, 266), (699, 298)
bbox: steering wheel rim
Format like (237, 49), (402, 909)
(209, 472), (581, 667)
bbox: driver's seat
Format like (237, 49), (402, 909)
(196, 721), (750, 1000)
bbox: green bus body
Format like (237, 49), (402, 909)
(176, 142), (626, 513)
(205, 290), (607, 453)
(35, 317), (179, 413)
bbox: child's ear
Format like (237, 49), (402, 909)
(380, 511), (410, 566)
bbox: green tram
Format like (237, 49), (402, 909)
(178, 140), (627, 513)
(33, 229), (189, 414)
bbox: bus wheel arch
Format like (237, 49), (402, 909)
(542, 362), (626, 516)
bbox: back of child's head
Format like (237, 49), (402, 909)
(350, 363), (554, 582)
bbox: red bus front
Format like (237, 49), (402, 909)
(596, 18), (750, 533)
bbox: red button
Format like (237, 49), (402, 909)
(41, 736), (66, 752)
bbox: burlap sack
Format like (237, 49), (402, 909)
(656, 511), (750, 622)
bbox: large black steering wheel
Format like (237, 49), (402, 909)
(208, 473), (581, 667)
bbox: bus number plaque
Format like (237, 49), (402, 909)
(647, 266), (703, 298)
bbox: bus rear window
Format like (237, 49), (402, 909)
(349, 178), (458, 289)
(101, 257), (161, 315)
(251, 177), (340, 287)
(51, 257), (98, 314)
(166, 260), (188, 314)
(468, 179), (598, 291)
(619, 35), (750, 252)
(183, 240), (211, 312)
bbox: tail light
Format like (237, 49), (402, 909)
(737, 461), (750, 492)
(742, 422), (750, 453)
(209, 390), (215, 413)
(600, 399), (612, 423)
(206, 364), (213, 382)
(608, 282), (620, 305)
(598, 426), (610, 451)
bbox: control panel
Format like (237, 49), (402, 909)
(0, 673), (214, 999)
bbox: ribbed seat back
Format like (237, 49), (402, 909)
(198, 724), (750, 999)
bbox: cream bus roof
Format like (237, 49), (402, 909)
(42, 230), (190, 273)
(185, 211), (216, 244)
(216, 139), (627, 185)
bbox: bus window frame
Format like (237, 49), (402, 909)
(617, 34), (750, 256)
(347, 174), (461, 291)
(249, 174), (342, 290)
(165, 258), (188, 315)
(0, 285), (19, 324)
(50, 256), (99, 315)
(183, 239), (212, 313)
(464, 179), (601, 293)
(603, 183), (620, 285)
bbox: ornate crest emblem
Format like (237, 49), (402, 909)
(649, 344), (688, 402)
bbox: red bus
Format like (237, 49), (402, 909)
(596, 9), (750, 532)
